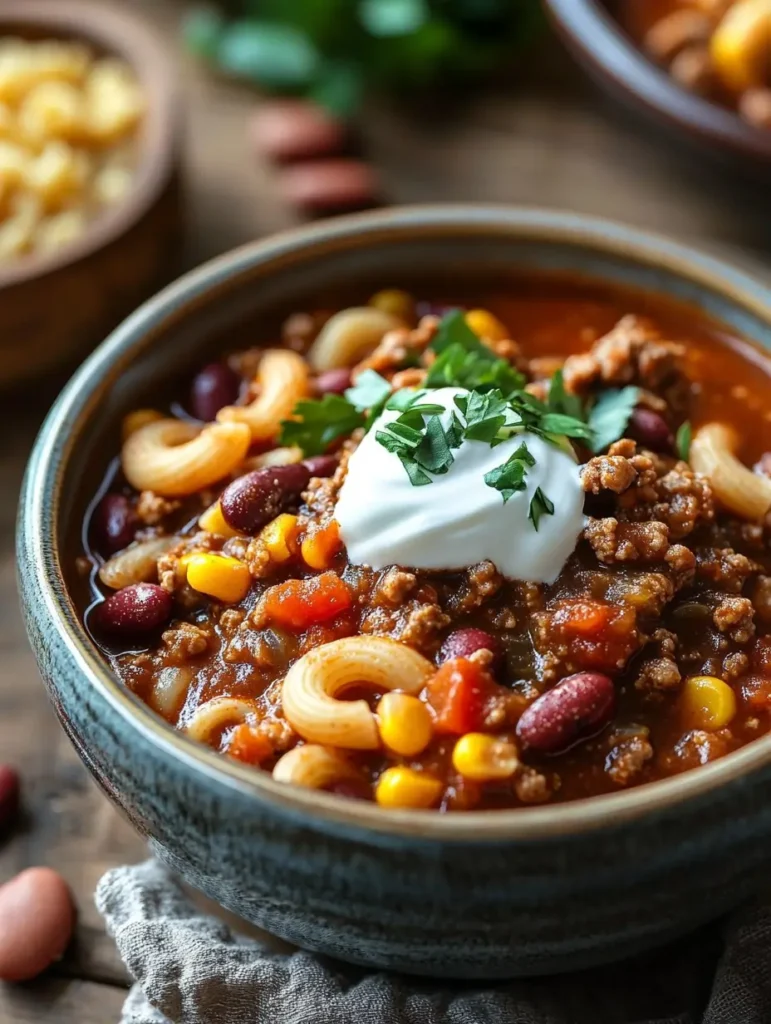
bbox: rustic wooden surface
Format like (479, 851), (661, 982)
(1, 1), (770, 1020)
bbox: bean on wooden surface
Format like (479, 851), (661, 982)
(0, 764), (19, 829)
(0, 868), (75, 982)
(516, 672), (615, 753)
(249, 99), (346, 162)
(279, 159), (380, 211)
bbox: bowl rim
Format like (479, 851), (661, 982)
(544, 0), (771, 164)
(0, 0), (180, 290)
(21, 203), (771, 842)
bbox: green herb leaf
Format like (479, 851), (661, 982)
(547, 369), (585, 421)
(279, 395), (363, 456)
(359, 0), (428, 37)
(183, 7), (224, 59)
(425, 342), (524, 397)
(309, 60), (364, 118)
(588, 386), (640, 453)
(216, 21), (319, 88)
(676, 420), (692, 462)
(484, 443), (534, 503)
(528, 487), (555, 531)
(345, 369), (391, 411)
(415, 414), (455, 474)
(429, 309), (491, 356)
(399, 455), (433, 486)
(538, 412), (593, 440)
(385, 389), (427, 412)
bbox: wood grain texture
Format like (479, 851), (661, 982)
(1, 0), (769, 1019)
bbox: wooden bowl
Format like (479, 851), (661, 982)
(0, 0), (183, 385)
(543, 0), (771, 178)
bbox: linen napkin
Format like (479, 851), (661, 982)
(96, 858), (771, 1024)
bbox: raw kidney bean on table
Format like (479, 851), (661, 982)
(220, 464), (311, 535)
(439, 628), (502, 669)
(0, 868), (75, 981)
(190, 363), (241, 422)
(95, 583), (173, 636)
(249, 99), (347, 163)
(92, 494), (136, 555)
(516, 672), (615, 753)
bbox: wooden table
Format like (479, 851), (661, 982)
(1, 2), (770, 1020)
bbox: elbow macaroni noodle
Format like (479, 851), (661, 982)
(185, 697), (260, 745)
(272, 744), (357, 790)
(306, 306), (403, 371)
(281, 636), (434, 749)
(217, 349), (309, 441)
(98, 535), (176, 590)
(691, 421), (771, 521)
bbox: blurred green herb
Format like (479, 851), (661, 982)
(183, 0), (543, 116)
(676, 420), (692, 462)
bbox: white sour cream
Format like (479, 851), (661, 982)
(334, 387), (585, 584)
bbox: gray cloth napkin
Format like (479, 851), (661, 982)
(96, 859), (771, 1024)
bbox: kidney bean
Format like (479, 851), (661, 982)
(627, 408), (673, 453)
(249, 99), (346, 162)
(0, 868), (75, 981)
(92, 494), (136, 555)
(279, 159), (379, 211)
(190, 362), (241, 421)
(220, 464), (311, 535)
(95, 583), (173, 635)
(0, 764), (19, 829)
(303, 454), (339, 478)
(314, 368), (352, 395)
(439, 628), (502, 668)
(516, 672), (615, 753)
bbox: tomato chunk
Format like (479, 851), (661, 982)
(227, 724), (272, 765)
(423, 657), (491, 735)
(541, 598), (638, 671)
(262, 572), (353, 630)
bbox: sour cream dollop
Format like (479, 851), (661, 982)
(334, 387), (586, 584)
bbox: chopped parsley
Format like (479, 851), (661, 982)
(676, 420), (692, 462)
(528, 487), (555, 530)
(587, 386), (640, 453)
(375, 399), (461, 486)
(278, 394), (364, 455)
(484, 442), (535, 502)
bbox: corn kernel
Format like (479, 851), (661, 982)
(452, 733), (519, 781)
(682, 675), (737, 731)
(375, 766), (442, 809)
(186, 552), (251, 604)
(301, 520), (342, 570)
(465, 309), (510, 343)
(261, 513), (299, 563)
(377, 692), (434, 756)
(121, 408), (163, 441)
(711, 0), (771, 93)
(199, 501), (240, 539)
(369, 288), (415, 322)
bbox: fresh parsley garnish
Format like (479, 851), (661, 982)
(345, 368), (391, 411)
(375, 400), (462, 486)
(278, 394), (364, 455)
(587, 386), (640, 453)
(483, 443), (535, 503)
(547, 369), (585, 421)
(430, 309), (491, 356)
(528, 486), (555, 530)
(676, 420), (692, 462)
(426, 343), (525, 397)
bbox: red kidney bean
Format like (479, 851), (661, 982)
(0, 868), (75, 981)
(92, 494), (136, 555)
(314, 368), (352, 395)
(516, 672), (615, 753)
(220, 464), (311, 535)
(303, 454), (338, 478)
(95, 583), (173, 635)
(190, 362), (241, 421)
(0, 764), (19, 829)
(627, 408), (673, 453)
(439, 628), (502, 668)
(279, 159), (379, 211)
(249, 99), (346, 162)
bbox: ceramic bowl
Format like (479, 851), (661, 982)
(17, 206), (771, 979)
(0, 0), (183, 385)
(544, 0), (771, 177)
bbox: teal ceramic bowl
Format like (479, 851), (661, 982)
(17, 207), (771, 979)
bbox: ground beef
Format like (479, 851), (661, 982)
(713, 596), (755, 644)
(162, 622), (211, 662)
(483, 683), (538, 729)
(635, 629), (681, 692)
(674, 729), (731, 769)
(255, 715), (298, 755)
(353, 315), (439, 377)
(605, 731), (654, 786)
(581, 455), (638, 494)
(753, 576), (771, 623)
(606, 572), (675, 617)
(361, 599), (450, 655)
(584, 518), (670, 563)
(696, 548), (758, 592)
(301, 442), (353, 524)
(157, 533), (221, 595)
(723, 651), (750, 680)
(135, 491), (181, 527)
(448, 561), (504, 614)
(514, 767), (552, 804)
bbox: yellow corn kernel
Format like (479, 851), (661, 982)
(452, 733), (520, 781)
(711, 0), (771, 93)
(682, 675), (737, 731)
(375, 766), (442, 809)
(301, 520), (342, 570)
(121, 408), (164, 441)
(198, 501), (240, 539)
(465, 309), (510, 343)
(377, 692), (434, 757)
(369, 288), (415, 322)
(186, 552), (251, 604)
(261, 513), (299, 563)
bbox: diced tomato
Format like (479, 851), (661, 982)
(423, 657), (492, 735)
(751, 636), (771, 674)
(227, 724), (272, 765)
(545, 598), (638, 671)
(262, 572), (353, 630)
(741, 675), (771, 712)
